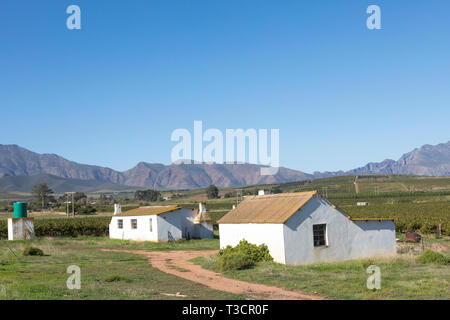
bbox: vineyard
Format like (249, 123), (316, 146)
(0, 216), (110, 239)
(340, 201), (449, 235)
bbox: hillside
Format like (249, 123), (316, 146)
(0, 145), (124, 184)
(0, 173), (135, 193)
(343, 141), (450, 176)
(0, 145), (312, 190)
(0, 141), (449, 191)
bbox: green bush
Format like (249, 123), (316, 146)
(104, 274), (130, 282)
(416, 249), (450, 265)
(219, 239), (273, 263)
(218, 239), (273, 271)
(218, 251), (255, 271)
(23, 246), (44, 256)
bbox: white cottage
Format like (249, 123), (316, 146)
(109, 204), (214, 242)
(218, 191), (396, 265)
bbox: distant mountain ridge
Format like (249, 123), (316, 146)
(0, 173), (134, 193)
(0, 141), (448, 192)
(343, 141), (450, 176)
(0, 145), (312, 190)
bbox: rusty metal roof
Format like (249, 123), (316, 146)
(115, 205), (182, 217)
(218, 191), (318, 224)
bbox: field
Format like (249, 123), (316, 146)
(0, 237), (243, 300)
(193, 240), (450, 300)
(0, 236), (448, 300)
(0, 174), (448, 300)
(166, 175), (450, 235)
(1, 175), (448, 236)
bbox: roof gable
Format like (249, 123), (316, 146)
(218, 191), (318, 224)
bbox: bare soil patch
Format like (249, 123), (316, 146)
(103, 249), (326, 300)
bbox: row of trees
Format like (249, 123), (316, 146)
(30, 183), (96, 215)
(134, 189), (161, 201)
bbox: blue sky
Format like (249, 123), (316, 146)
(1, 1), (449, 173)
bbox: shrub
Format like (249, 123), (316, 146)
(218, 251), (255, 271)
(416, 249), (450, 265)
(104, 274), (129, 282)
(218, 239), (273, 271)
(23, 247), (44, 256)
(219, 239), (273, 263)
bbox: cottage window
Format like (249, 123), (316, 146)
(117, 219), (123, 229)
(131, 219), (138, 229)
(149, 218), (153, 232)
(313, 224), (327, 247)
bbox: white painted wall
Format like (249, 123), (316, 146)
(346, 220), (396, 259)
(109, 214), (159, 241)
(109, 208), (214, 242)
(219, 223), (286, 264)
(8, 218), (35, 241)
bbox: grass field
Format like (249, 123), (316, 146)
(0, 237), (242, 300)
(193, 236), (450, 300)
(1, 236), (448, 300)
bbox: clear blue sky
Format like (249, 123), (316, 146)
(1, 1), (449, 173)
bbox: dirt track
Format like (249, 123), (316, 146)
(103, 249), (325, 300)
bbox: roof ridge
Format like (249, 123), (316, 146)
(248, 190), (317, 199)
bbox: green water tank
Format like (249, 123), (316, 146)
(13, 202), (28, 218)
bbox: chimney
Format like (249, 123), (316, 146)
(114, 203), (122, 215)
(258, 190), (265, 196)
(199, 203), (206, 213)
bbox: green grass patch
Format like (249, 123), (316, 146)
(0, 237), (242, 300)
(192, 254), (450, 300)
(417, 249), (450, 265)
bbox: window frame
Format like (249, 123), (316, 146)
(312, 223), (327, 247)
(117, 219), (123, 229)
(131, 219), (138, 229)
(149, 218), (153, 232)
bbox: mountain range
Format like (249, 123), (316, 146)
(0, 141), (448, 192)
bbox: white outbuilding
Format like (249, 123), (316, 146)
(218, 191), (396, 265)
(109, 204), (214, 242)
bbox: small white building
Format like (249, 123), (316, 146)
(109, 204), (214, 242)
(357, 202), (369, 206)
(218, 191), (396, 265)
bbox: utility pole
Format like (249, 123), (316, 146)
(235, 189), (243, 207)
(72, 192), (75, 217)
(66, 192), (75, 217)
(322, 187), (328, 198)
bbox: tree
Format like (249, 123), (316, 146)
(206, 185), (219, 199)
(32, 183), (54, 210)
(224, 192), (234, 198)
(272, 187), (282, 194)
(73, 192), (87, 202)
(134, 189), (161, 202)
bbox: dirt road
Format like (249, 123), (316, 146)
(103, 249), (325, 300)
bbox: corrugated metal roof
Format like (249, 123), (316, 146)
(218, 191), (318, 224)
(115, 206), (182, 217)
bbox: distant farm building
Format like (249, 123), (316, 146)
(218, 191), (396, 265)
(109, 204), (213, 242)
(357, 202), (369, 206)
